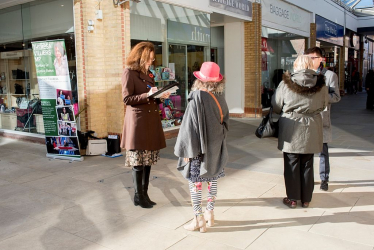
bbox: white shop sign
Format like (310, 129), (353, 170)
(262, 0), (311, 34)
(167, 20), (210, 46)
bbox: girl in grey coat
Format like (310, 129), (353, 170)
(272, 55), (328, 209)
(175, 62), (229, 233)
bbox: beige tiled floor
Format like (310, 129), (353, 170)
(0, 93), (373, 249)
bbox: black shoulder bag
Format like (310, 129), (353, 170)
(255, 107), (279, 138)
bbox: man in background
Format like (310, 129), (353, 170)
(304, 47), (341, 191)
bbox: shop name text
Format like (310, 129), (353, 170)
(269, 4), (301, 23)
(191, 27), (210, 43)
(324, 22), (337, 37)
(211, 0), (250, 12)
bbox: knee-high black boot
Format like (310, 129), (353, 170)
(143, 165), (157, 205)
(132, 168), (153, 209)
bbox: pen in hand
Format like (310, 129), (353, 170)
(147, 85), (158, 97)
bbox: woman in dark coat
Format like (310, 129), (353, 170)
(121, 42), (170, 209)
(272, 55), (328, 209)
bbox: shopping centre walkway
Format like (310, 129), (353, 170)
(0, 92), (373, 250)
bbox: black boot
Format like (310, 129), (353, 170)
(132, 168), (153, 208)
(143, 165), (157, 205)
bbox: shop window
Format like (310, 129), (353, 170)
(0, 0), (75, 134)
(261, 27), (306, 108)
(130, 0), (210, 129)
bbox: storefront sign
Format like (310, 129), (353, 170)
(316, 14), (344, 46)
(209, 0), (252, 18)
(262, 0), (310, 34)
(31, 40), (82, 160)
(167, 20), (210, 46)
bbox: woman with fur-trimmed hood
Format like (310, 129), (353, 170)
(272, 55), (328, 209)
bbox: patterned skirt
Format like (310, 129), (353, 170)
(125, 150), (160, 168)
(187, 155), (225, 183)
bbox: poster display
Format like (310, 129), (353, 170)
(31, 39), (82, 160)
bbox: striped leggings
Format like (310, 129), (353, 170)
(188, 180), (218, 216)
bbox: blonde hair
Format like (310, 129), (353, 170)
(191, 77), (225, 94)
(293, 55), (314, 71)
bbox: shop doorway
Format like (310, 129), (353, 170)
(168, 44), (207, 110)
(168, 44), (187, 110)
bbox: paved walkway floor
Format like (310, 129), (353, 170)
(0, 92), (373, 250)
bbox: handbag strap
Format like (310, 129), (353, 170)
(201, 90), (223, 124)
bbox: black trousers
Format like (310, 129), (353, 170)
(367, 91), (374, 110)
(283, 153), (314, 202)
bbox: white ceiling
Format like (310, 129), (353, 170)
(0, 0), (36, 10)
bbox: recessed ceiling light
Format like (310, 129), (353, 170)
(61, 5), (64, 7)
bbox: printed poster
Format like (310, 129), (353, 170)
(31, 39), (81, 159)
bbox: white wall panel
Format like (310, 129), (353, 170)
(224, 22), (245, 113)
(130, 14), (163, 42)
(284, 0), (346, 24)
(357, 16), (374, 29)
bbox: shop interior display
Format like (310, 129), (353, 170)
(0, 50), (41, 131)
(324, 52), (338, 68)
(149, 65), (184, 128)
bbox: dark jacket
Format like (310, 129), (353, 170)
(120, 68), (166, 151)
(366, 71), (374, 91)
(272, 69), (328, 154)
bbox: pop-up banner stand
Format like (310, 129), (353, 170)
(31, 39), (83, 161)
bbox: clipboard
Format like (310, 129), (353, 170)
(149, 82), (179, 98)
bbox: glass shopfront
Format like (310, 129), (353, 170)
(130, 0), (210, 129)
(0, 0), (76, 135)
(344, 29), (361, 93)
(261, 27), (307, 108)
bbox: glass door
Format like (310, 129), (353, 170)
(169, 44), (188, 111)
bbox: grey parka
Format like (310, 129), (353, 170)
(272, 69), (329, 154)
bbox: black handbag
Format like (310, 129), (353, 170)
(255, 107), (279, 138)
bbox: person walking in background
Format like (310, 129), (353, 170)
(272, 55), (328, 208)
(352, 67), (360, 94)
(304, 47), (341, 191)
(175, 62), (229, 233)
(121, 42), (170, 209)
(365, 69), (374, 110)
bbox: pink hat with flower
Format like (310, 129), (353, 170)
(193, 62), (223, 82)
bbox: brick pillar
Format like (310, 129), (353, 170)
(74, 1), (126, 138)
(244, 3), (262, 118)
(310, 23), (316, 48)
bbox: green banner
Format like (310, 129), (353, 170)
(32, 40), (81, 159)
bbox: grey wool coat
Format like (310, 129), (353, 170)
(271, 69), (329, 154)
(320, 68), (341, 143)
(174, 90), (229, 179)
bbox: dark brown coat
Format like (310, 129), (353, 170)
(120, 68), (166, 150)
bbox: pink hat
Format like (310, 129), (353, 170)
(193, 62), (223, 82)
